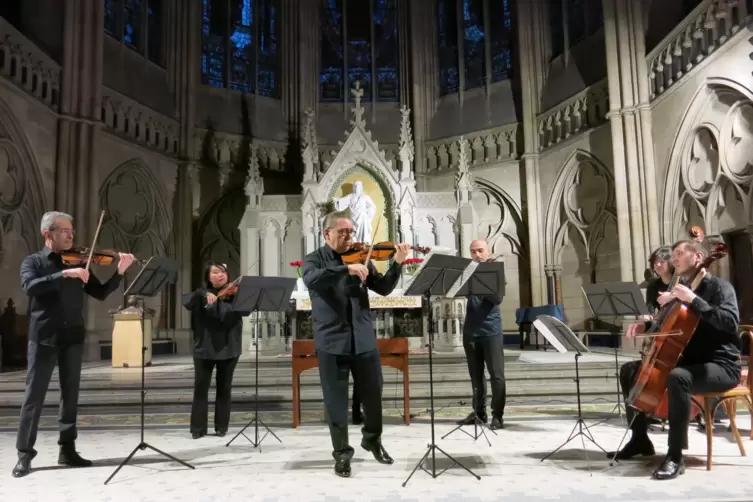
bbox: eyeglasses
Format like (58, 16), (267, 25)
(335, 229), (354, 236)
(54, 228), (75, 236)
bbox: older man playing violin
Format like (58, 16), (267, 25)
(13, 211), (136, 478)
(302, 209), (411, 478)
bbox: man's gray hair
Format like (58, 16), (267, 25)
(323, 210), (351, 230)
(40, 211), (73, 234)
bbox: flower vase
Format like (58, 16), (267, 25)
(296, 278), (306, 292)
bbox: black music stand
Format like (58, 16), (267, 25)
(226, 276), (296, 450)
(441, 260), (505, 446)
(402, 254), (481, 487)
(535, 315), (609, 475)
(105, 257), (194, 485)
(582, 283), (650, 420)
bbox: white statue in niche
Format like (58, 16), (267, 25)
(333, 180), (376, 243)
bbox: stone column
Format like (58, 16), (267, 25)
(407, 1), (437, 190)
(544, 265), (556, 305)
(553, 266), (563, 306)
(55, 0), (104, 341)
(172, 0), (201, 334)
(602, 0), (636, 283)
(603, 0), (658, 280)
(516, 1), (547, 306)
(55, 0), (104, 252)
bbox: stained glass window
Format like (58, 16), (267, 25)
(374, 0), (398, 101)
(567, 0), (603, 47)
(488, 0), (513, 82)
(437, 0), (514, 95)
(124, 0), (143, 51)
(201, 0), (280, 97)
(549, 0), (564, 59)
(105, 0), (118, 38)
(320, 0), (344, 101)
(462, 0), (485, 90)
(104, 1), (163, 65)
(147, 0), (163, 64)
(437, 0), (459, 96)
(319, 0), (399, 102)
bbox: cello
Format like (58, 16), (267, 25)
(628, 227), (728, 418)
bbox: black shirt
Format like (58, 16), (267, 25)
(182, 288), (243, 360)
(21, 247), (123, 346)
(302, 245), (402, 355)
(681, 273), (741, 369)
(645, 277), (670, 314)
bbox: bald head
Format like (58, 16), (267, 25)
(470, 240), (490, 262)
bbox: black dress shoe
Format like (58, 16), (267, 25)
(192, 431), (206, 439)
(361, 441), (394, 465)
(216, 430), (227, 438)
(606, 438), (655, 460)
(652, 457), (685, 480)
(12, 458), (31, 478)
(58, 446), (93, 467)
(490, 416), (504, 430)
(456, 412), (487, 426)
(334, 458), (351, 478)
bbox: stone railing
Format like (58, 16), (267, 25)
(0, 17), (60, 111)
(647, 0), (751, 101)
(424, 122), (520, 172)
(193, 128), (288, 172)
(537, 79), (610, 151)
(101, 87), (180, 157)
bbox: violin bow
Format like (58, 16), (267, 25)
(85, 211), (106, 274)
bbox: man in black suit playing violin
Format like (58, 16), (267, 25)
(302, 210), (410, 478)
(608, 239), (740, 480)
(13, 211), (136, 478)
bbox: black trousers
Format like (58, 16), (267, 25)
(318, 348), (383, 462)
(16, 341), (84, 460)
(620, 359), (740, 455)
(191, 356), (239, 434)
(463, 335), (507, 417)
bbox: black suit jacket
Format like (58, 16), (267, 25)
(302, 245), (402, 355)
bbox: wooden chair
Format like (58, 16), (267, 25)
(693, 326), (753, 470)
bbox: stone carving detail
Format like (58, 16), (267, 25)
(398, 106), (414, 180)
(472, 179), (527, 259)
(455, 136), (473, 205)
(664, 87), (753, 238)
(544, 150), (616, 266)
(99, 159), (172, 252)
(424, 123), (519, 172)
(0, 19), (61, 110)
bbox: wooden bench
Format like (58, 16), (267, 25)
(291, 338), (410, 428)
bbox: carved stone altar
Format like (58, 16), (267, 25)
(238, 83), (479, 356)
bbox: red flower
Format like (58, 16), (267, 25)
(403, 258), (424, 266)
(289, 260), (303, 267)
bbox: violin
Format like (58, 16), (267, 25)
(61, 246), (144, 266)
(340, 242), (431, 265)
(206, 277), (241, 308)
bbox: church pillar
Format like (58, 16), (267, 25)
(55, 0), (104, 245)
(516, 0), (547, 306)
(553, 266), (563, 306)
(55, 0), (104, 335)
(602, 0), (637, 282)
(603, 0), (657, 280)
(407, 1), (437, 190)
(172, 0), (201, 332)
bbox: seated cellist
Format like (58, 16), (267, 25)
(608, 246), (673, 437)
(607, 239), (741, 480)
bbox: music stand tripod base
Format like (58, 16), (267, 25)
(441, 412), (497, 446)
(225, 276), (296, 450)
(401, 253), (492, 487)
(105, 257), (194, 485)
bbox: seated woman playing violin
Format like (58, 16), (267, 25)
(610, 239), (741, 480)
(182, 262), (243, 439)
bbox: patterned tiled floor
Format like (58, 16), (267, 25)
(1, 415), (753, 501)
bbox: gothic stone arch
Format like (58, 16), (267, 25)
(662, 78), (753, 241)
(544, 149), (617, 268)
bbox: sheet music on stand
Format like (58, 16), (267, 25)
(533, 315), (590, 355)
(401, 247), (457, 291)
